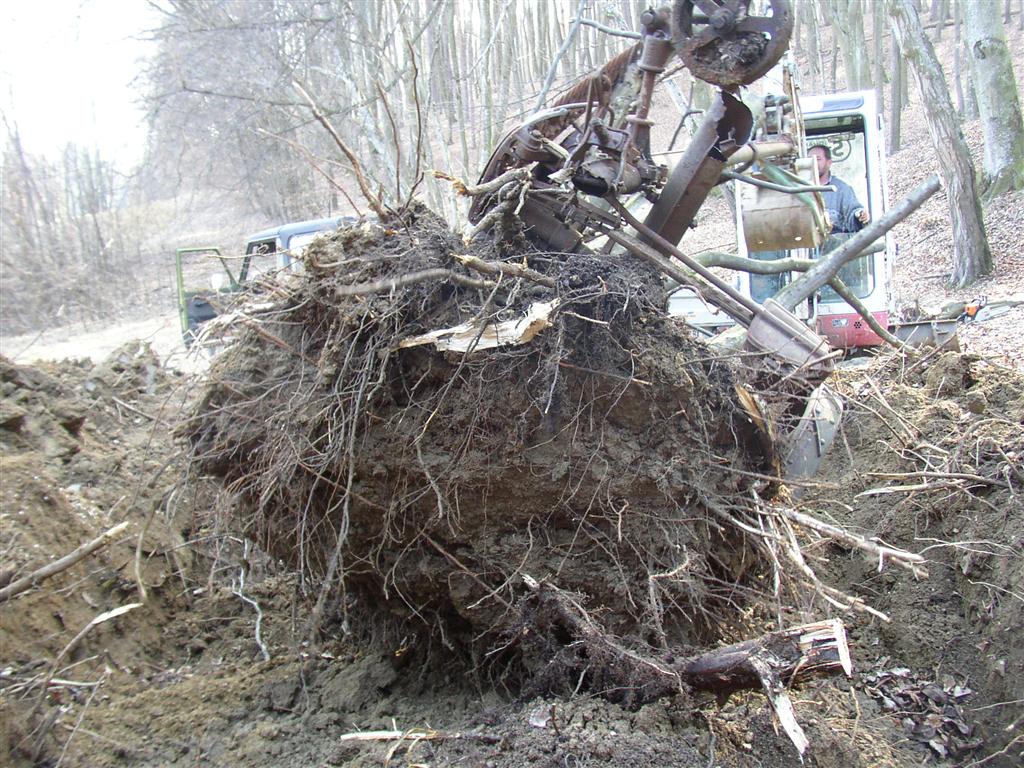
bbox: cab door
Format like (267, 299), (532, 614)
(803, 93), (890, 347)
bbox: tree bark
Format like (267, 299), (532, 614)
(890, 35), (904, 151)
(873, 1), (886, 112)
(963, 5), (1024, 199)
(954, 0), (966, 114)
(886, 0), (993, 287)
(825, 0), (871, 90)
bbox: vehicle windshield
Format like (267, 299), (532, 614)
(243, 239), (281, 280)
(287, 231), (322, 255)
(278, 231), (327, 273)
(816, 232), (877, 301)
(807, 124), (876, 301)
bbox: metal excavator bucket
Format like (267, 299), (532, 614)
(742, 301), (841, 480)
(783, 383), (844, 481)
(744, 298), (834, 374)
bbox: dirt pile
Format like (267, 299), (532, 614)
(801, 350), (1024, 762)
(0, 343), (191, 761)
(5, 222), (1022, 768)
(183, 211), (794, 669)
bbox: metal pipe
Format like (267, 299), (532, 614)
(603, 229), (755, 325)
(721, 170), (835, 195)
(609, 197), (763, 319)
(724, 140), (795, 166)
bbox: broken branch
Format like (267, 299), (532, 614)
(293, 80), (389, 219)
(523, 575), (851, 756)
(773, 505), (928, 578)
(454, 253), (556, 288)
(0, 521), (130, 603)
(338, 728), (500, 744)
(335, 268), (494, 297)
(690, 251), (909, 350)
(33, 603), (143, 713)
(775, 174), (942, 310)
(432, 164), (536, 197)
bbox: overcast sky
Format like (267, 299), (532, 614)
(1, 0), (158, 167)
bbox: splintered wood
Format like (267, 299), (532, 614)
(525, 575), (852, 755)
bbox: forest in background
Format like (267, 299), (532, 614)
(2, 0), (1023, 335)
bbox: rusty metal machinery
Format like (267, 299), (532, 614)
(468, 0), (836, 378)
(469, 0), (797, 248)
(674, 0), (794, 88)
(465, 1), (842, 476)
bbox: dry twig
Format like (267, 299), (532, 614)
(0, 521), (130, 603)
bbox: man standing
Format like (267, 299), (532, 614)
(809, 145), (870, 233)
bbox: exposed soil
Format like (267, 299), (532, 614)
(5, 17), (1024, 766)
(805, 350), (1024, 762)
(2, 212), (1021, 768)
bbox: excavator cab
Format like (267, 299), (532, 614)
(668, 89), (896, 349)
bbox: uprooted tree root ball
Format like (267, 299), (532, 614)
(181, 212), (870, 701)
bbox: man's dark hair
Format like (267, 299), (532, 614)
(809, 144), (832, 159)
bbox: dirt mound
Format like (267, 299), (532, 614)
(802, 350), (1024, 763)
(0, 344), (192, 763)
(6, 222), (1022, 768)
(182, 212), (815, 672)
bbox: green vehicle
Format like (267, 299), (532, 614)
(175, 216), (352, 346)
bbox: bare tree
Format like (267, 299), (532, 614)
(885, 0), (992, 286)
(962, 5), (1024, 199)
(1, 124), (152, 333)
(824, 0), (871, 90)
(139, 0), (635, 229)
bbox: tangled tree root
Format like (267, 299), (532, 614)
(518, 575), (852, 754)
(181, 210), (919, 734)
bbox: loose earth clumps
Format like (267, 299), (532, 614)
(182, 211), (875, 708)
(2, 214), (1022, 767)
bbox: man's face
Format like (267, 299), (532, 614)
(809, 147), (831, 180)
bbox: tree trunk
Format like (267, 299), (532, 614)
(886, 0), (992, 287)
(963, 41), (981, 118)
(889, 35), (904, 151)
(825, 0), (871, 90)
(804, 0), (822, 91)
(812, 0), (829, 91)
(963, 5), (1024, 198)
(934, 0), (949, 39)
(873, 1), (886, 112)
(954, 0), (966, 113)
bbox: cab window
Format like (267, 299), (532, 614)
(807, 121), (875, 300)
(241, 238), (280, 281)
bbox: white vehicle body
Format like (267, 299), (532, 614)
(669, 90), (896, 349)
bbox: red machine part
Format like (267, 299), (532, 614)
(816, 311), (888, 349)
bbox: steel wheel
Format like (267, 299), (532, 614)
(673, 0), (793, 88)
